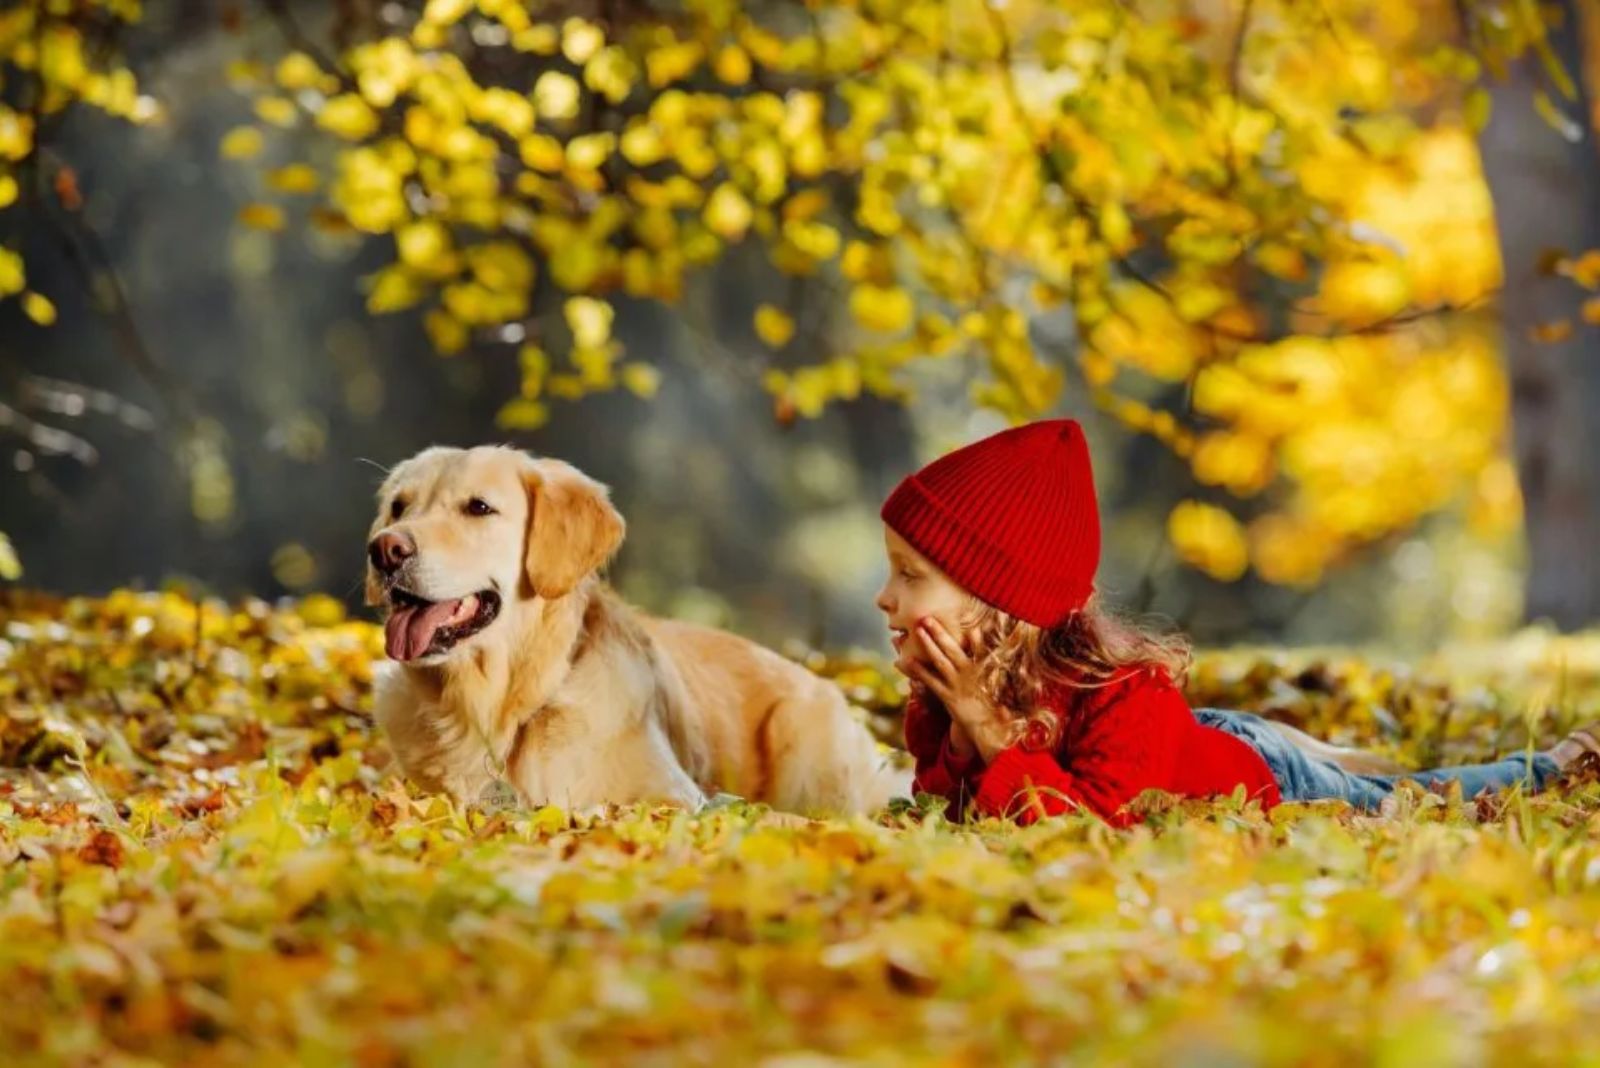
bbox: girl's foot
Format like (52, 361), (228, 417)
(1547, 725), (1600, 773)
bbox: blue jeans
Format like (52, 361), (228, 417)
(1194, 708), (1558, 810)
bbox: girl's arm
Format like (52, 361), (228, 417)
(968, 674), (1184, 827)
(902, 691), (982, 814)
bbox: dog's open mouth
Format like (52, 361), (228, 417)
(384, 588), (502, 661)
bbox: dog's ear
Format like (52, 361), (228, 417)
(522, 459), (625, 599)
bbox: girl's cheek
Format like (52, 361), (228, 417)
(901, 615), (967, 662)
(905, 629), (948, 671)
(935, 613), (973, 651)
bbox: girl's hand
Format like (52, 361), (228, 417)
(946, 720), (978, 762)
(908, 618), (1014, 763)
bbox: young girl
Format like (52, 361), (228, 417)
(877, 419), (1599, 826)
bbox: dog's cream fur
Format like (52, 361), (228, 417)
(367, 445), (908, 815)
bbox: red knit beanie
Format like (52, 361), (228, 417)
(881, 419), (1100, 628)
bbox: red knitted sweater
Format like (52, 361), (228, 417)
(903, 667), (1281, 826)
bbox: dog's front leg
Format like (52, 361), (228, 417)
(373, 666), (500, 804)
(629, 720), (708, 809)
(510, 718), (706, 811)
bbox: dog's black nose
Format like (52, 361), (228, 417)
(368, 530), (416, 575)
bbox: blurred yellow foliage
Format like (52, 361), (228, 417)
(0, 3), (156, 330)
(754, 304), (795, 348)
(1169, 500), (1251, 582)
(0, 0), (1548, 590)
(0, 532), (19, 580)
(219, 125), (264, 160)
(210, 0), (1534, 588)
(237, 203), (286, 232)
(20, 292), (55, 326)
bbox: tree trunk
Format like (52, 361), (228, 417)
(1479, 0), (1600, 628)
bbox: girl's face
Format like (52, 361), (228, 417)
(875, 526), (974, 675)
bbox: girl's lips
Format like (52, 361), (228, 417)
(890, 628), (907, 650)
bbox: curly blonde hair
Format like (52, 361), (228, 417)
(956, 594), (1191, 751)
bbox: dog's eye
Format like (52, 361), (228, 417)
(464, 497), (496, 517)
(389, 498), (406, 521)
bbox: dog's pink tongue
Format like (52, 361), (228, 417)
(384, 599), (464, 661)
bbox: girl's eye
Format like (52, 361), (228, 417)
(389, 499), (406, 520)
(464, 497), (497, 517)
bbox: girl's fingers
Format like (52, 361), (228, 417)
(920, 619), (970, 671)
(896, 657), (928, 688)
(907, 659), (954, 705)
(917, 628), (960, 684)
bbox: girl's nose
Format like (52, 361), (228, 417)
(874, 583), (893, 615)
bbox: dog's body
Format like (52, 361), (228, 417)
(367, 446), (906, 816)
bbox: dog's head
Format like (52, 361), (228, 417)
(364, 446), (625, 664)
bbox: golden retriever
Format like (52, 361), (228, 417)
(365, 445), (909, 816)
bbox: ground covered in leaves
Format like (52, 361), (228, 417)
(4, 591), (1600, 1066)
